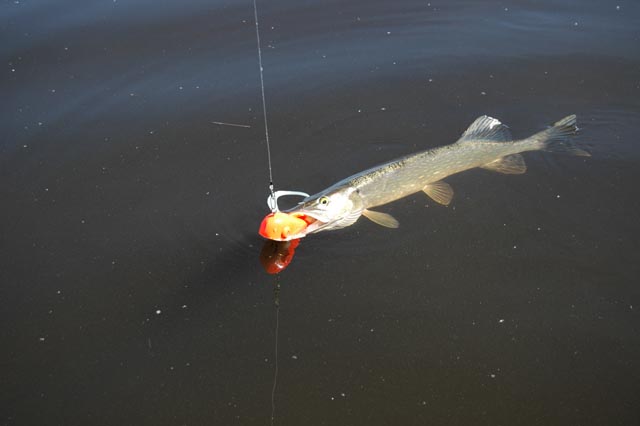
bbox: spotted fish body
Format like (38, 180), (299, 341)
(283, 115), (586, 239)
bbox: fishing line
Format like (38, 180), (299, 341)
(252, 2), (281, 423)
(270, 279), (281, 426)
(252, 0), (275, 202)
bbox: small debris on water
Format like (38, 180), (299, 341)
(155, 309), (161, 315)
(211, 121), (250, 128)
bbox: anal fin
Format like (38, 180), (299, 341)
(423, 181), (453, 206)
(481, 154), (527, 174)
(362, 209), (399, 228)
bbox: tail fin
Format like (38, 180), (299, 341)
(531, 115), (590, 156)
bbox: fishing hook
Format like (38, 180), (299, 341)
(267, 190), (309, 212)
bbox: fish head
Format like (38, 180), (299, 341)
(285, 186), (364, 237)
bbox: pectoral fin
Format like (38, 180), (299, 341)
(423, 181), (453, 206)
(481, 154), (527, 174)
(362, 209), (399, 228)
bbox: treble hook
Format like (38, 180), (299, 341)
(267, 190), (310, 212)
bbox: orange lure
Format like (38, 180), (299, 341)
(259, 211), (314, 241)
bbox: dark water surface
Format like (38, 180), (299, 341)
(2, 1), (640, 425)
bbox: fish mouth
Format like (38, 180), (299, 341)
(284, 210), (338, 238)
(289, 212), (323, 234)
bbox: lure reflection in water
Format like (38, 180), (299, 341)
(259, 238), (301, 274)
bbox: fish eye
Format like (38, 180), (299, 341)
(318, 196), (330, 206)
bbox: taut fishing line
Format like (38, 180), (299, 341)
(253, 0), (309, 214)
(252, 0), (275, 201)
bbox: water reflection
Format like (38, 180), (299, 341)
(259, 239), (301, 274)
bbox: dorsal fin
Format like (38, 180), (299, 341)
(457, 115), (513, 143)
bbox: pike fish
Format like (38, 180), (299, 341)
(279, 114), (587, 240)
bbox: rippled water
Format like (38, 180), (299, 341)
(2, 1), (639, 425)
